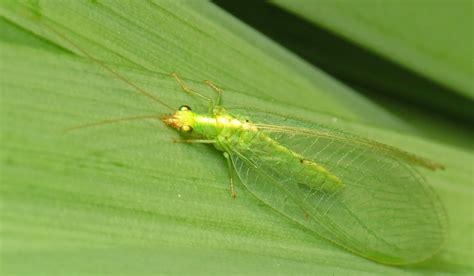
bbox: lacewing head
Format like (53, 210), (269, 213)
(160, 105), (196, 133)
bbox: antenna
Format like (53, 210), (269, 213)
(42, 21), (174, 111)
(65, 114), (161, 132)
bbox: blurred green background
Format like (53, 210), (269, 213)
(1, 0), (472, 274)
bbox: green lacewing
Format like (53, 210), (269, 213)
(47, 22), (447, 265)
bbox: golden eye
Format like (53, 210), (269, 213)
(180, 125), (193, 133)
(179, 105), (191, 111)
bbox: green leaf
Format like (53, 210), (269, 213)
(1, 0), (472, 274)
(273, 0), (474, 121)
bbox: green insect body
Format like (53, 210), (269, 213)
(49, 23), (447, 265)
(161, 105), (343, 193)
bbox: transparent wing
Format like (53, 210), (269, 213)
(228, 110), (447, 265)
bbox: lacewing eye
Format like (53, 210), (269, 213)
(179, 105), (192, 111)
(180, 125), (193, 134)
